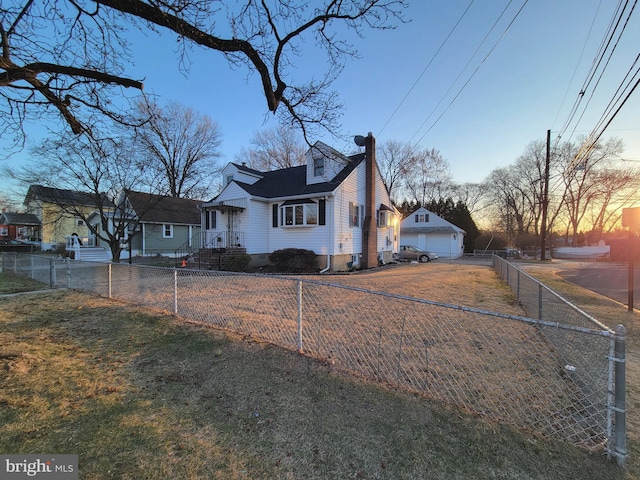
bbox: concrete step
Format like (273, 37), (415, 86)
(75, 247), (111, 263)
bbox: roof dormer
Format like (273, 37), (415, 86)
(222, 162), (264, 187)
(306, 141), (351, 185)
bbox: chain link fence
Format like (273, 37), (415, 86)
(2, 253), (627, 465)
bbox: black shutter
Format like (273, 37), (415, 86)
(319, 199), (326, 225)
(212, 211), (217, 229)
(272, 204), (278, 227)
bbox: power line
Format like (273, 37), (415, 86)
(412, 0), (529, 148)
(551, 0), (604, 133)
(376, 0), (476, 138)
(407, 0), (517, 146)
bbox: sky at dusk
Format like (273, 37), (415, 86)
(3, 0), (640, 195)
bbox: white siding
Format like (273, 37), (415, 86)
(332, 166), (364, 257)
(240, 198), (337, 257)
(220, 163), (263, 186)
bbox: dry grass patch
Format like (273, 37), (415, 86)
(0, 273), (632, 479)
(521, 264), (640, 477)
(0, 270), (50, 294)
(316, 263), (523, 314)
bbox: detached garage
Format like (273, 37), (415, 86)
(400, 207), (465, 259)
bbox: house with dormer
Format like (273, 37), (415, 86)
(199, 139), (398, 271)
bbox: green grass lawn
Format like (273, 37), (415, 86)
(0, 269), (633, 480)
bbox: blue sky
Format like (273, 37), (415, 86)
(4, 0), (640, 193)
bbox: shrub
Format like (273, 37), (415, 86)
(268, 248), (318, 273)
(223, 254), (251, 272)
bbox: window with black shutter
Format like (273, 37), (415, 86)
(319, 199), (326, 225)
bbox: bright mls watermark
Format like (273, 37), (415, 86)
(1, 455), (78, 479)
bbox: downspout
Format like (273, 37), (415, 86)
(320, 195), (332, 273)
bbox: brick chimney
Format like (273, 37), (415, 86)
(362, 133), (377, 269)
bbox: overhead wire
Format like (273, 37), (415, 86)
(411, 0), (529, 148)
(376, 0), (476, 138)
(557, 0), (635, 148)
(555, 0), (627, 143)
(551, 0), (604, 136)
(568, 0), (639, 169)
(569, 0), (637, 143)
(406, 0), (517, 146)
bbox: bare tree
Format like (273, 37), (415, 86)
(558, 137), (625, 244)
(1, 1), (407, 148)
(449, 182), (484, 215)
(587, 165), (640, 236)
(237, 124), (306, 171)
(404, 147), (452, 206)
(377, 140), (416, 205)
(0, 192), (20, 211)
(0, 1), (144, 152)
(7, 129), (157, 262)
(134, 100), (222, 199)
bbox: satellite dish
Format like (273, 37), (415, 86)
(354, 135), (366, 147)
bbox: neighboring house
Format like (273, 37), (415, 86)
(23, 185), (110, 251)
(0, 212), (41, 242)
(124, 190), (202, 258)
(199, 140), (399, 271)
(400, 207), (465, 259)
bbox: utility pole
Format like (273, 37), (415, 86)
(540, 129), (551, 261)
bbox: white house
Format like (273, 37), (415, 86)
(199, 138), (399, 271)
(400, 207), (465, 259)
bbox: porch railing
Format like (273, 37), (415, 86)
(204, 231), (245, 249)
(174, 231), (246, 267)
(65, 235), (96, 248)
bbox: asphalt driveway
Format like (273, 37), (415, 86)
(521, 259), (640, 308)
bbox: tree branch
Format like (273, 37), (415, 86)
(94, 0), (281, 112)
(0, 62), (143, 89)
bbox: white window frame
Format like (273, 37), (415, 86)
(349, 202), (364, 228)
(0, 226), (8, 236)
(378, 210), (391, 228)
(313, 158), (324, 177)
(163, 224), (173, 238)
(280, 202), (318, 227)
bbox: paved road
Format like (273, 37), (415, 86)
(521, 260), (640, 308)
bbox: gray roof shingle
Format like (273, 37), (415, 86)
(232, 153), (365, 199)
(126, 190), (202, 225)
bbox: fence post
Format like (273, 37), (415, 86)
(49, 258), (56, 287)
(538, 283), (543, 320)
(614, 324), (627, 468)
(30, 255), (35, 279)
(108, 263), (112, 299)
(174, 269), (178, 315)
(66, 257), (71, 288)
(516, 270), (520, 301)
(297, 279), (303, 353)
(505, 260), (509, 285)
